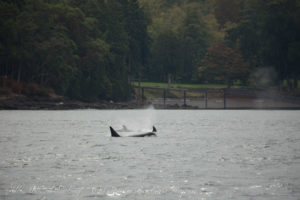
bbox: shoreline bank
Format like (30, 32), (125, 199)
(0, 96), (144, 110)
(1, 96), (300, 110)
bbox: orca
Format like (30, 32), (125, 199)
(110, 126), (157, 137)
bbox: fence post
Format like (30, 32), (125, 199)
(205, 90), (208, 109)
(142, 87), (144, 103)
(163, 89), (166, 108)
(184, 90), (186, 106)
(137, 80), (141, 106)
(224, 89), (227, 109)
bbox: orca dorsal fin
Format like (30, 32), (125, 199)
(110, 126), (121, 137)
(152, 126), (157, 132)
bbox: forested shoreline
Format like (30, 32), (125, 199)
(0, 0), (299, 102)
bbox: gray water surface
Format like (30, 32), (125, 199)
(0, 110), (300, 199)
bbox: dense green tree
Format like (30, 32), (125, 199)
(181, 2), (211, 82)
(226, 0), (300, 89)
(0, 0), (149, 100)
(0, 0), (77, 93)
(145, 1), (212, 83)
(150, 31), (184, 82)
(0, 0), (150, 101)
(121, 0), (150, 81)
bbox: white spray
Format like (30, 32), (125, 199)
(117, 105), (157, 134)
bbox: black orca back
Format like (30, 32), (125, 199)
(110, 126), (121, 137)
(110, 126), (157, 137)
(153, 126), (157, 132)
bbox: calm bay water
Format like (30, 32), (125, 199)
(0, 109), (300, 200)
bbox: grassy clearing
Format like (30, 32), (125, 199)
(133, 81), (300, 99)
(133, 83), (211, 99)
(132, 82), (227, 89)
(282, 80), (300, 89)
(134, 87), (206, 99)
(133, 81), (259, 99)
(132, 81), (253, 89)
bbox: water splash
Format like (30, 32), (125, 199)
(118, 105), (157, 132)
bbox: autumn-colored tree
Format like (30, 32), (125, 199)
(199, 43), (250, 88)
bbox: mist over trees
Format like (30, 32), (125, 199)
(0, 0), (299, 101)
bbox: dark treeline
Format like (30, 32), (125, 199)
(1, 0), (300, 101)
(0, 0), (148, 101)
